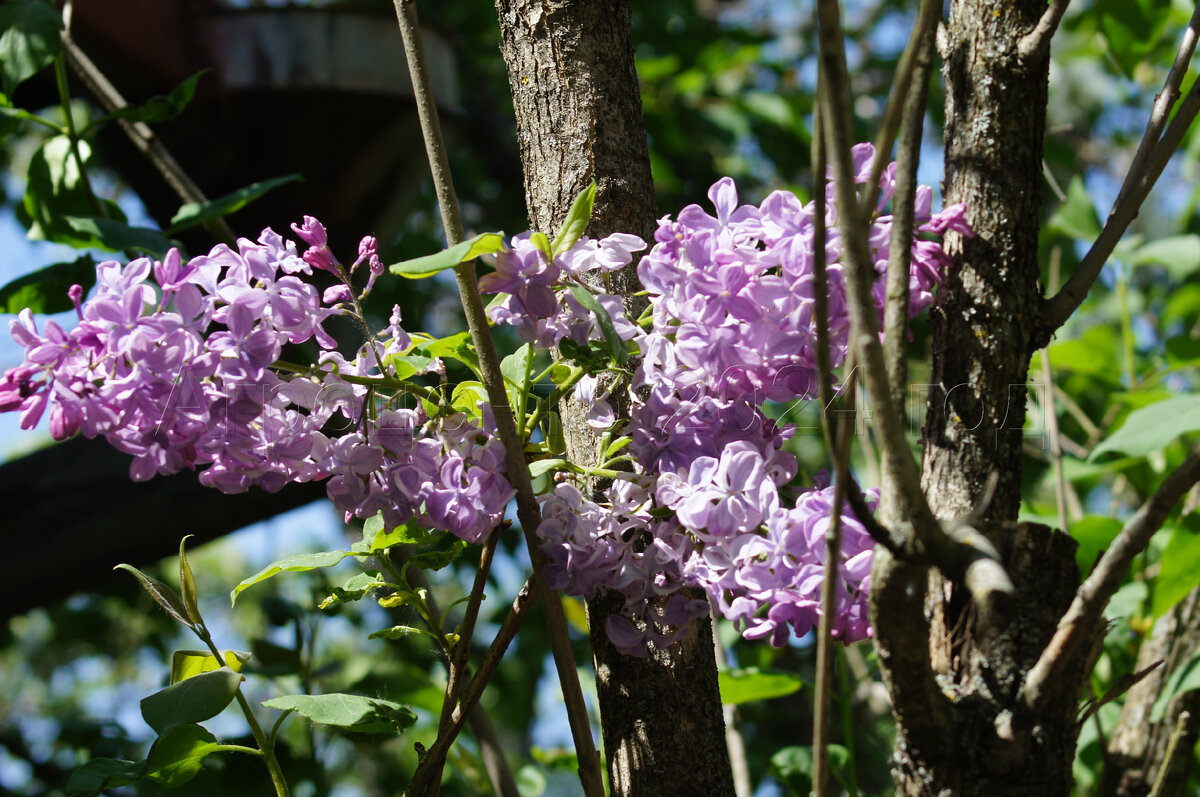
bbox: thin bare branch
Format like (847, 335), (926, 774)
(429, 529), (506, 797)
(1077, 660), (1163, 728)
(405, 578), (539, 797)
(1150, 711), (1192, 797)
(59, 34), (236, 247)
(860, 0), (942, 215)
(810, 93), (842, 797)
(816, 0), (1013, 609)
(882, 9), (937, 415)
(392, 4), (602, 795)
(1017, 0), (1071, 62)
(1024, 445), (1200, 712)
(1042, 251), (1071, 532)
(403, 553), (518, 797)
(710, 618), (752, 797)
(1040, 5), (1200, 340)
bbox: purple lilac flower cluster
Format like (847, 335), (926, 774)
(2, 146), (964, 656)
(535, 145), (966, 654)
(1, 223), (513, 544)
(479, 231), (645, 348)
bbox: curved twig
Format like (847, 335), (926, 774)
(1023, 445), (1200, 712)
(1039, 4), (1200, 342)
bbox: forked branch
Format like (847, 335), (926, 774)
(1039, 3), (1200, 342)
(1023, 446), (1200, 712)
(814, 0), (1013, 610)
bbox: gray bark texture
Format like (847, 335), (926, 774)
(492, 2), (735, 794)
(1100, 588), (1200, 797)
(872, 1), (1099, 793)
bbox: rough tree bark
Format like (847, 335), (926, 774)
(871, 1), (1095, 793)
(1101, 588), (1200, 797)
(492, 2), (735, 794)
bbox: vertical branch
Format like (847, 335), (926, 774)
(882, 10), (937, 415)
(1041, 250), (1071, 533)
(392, 4), (603, 795)
(809, 95), (842, 796)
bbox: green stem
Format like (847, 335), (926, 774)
(213, 744), (265, 757)
(196, 630), (290, 797)
(270, 360), (440, 403)
(53, 56), (105, 219)
(524, 366), (586, 438)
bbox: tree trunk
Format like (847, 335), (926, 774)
(492, 2), (734, 794)
(872, 2), (1092, 793)
(1100, 588), (1200, 797)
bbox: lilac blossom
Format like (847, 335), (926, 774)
(1, 221), (514, 546)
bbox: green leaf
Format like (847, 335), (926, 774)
(367, 515), (436, 550)
(769, 744), (850, 795)
(551, 182), (597, 256)
(516, 765), (548, 796)
(66, 757), (147, 796)
(145, 724), (222, 787)
(567, 284), (628, 364)
(718, 667), (804, 704)
(1090, 395), (1200, 461)
(23, 136), (120, 246)
(604, 435), (633, 460)
(388, 231), (505, 279)
(368, 624), (441, 642)
(0, 254), (94, 313)
(178, 536), (202, 626)
(1070, 516), (1123, 576)
(1048, 326), (1122, 382)
(1152, 519), (1200, 619)
(545, 411), (566, 455)
(384, 353), (435, 381)
(1107, 580), (1149, 623)
(1047, 176), (1102, 242)
(114, 564), (193, 628)
(1096, 0), (1172, 79)
(0, 0), (63, 96)
(451, 380), (489, 417)
(100, 70), (208, 126)
(528, 457), (584, 479)
(415, 331), (481, 376)
(62, 216), (175, 258)
(230, 549), (362, 605)
(167, 174), (302, 234)
(1129, 234), (1200, 281)
(140, 668), (244, 735)
(318, 571), (389, 610)
(501, 343), (533, 391)
(170, 649), (250, 684)
(407, 539), (468, 572)
(261, 693), (416, 734)
(1166, 335), (1200, 366)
